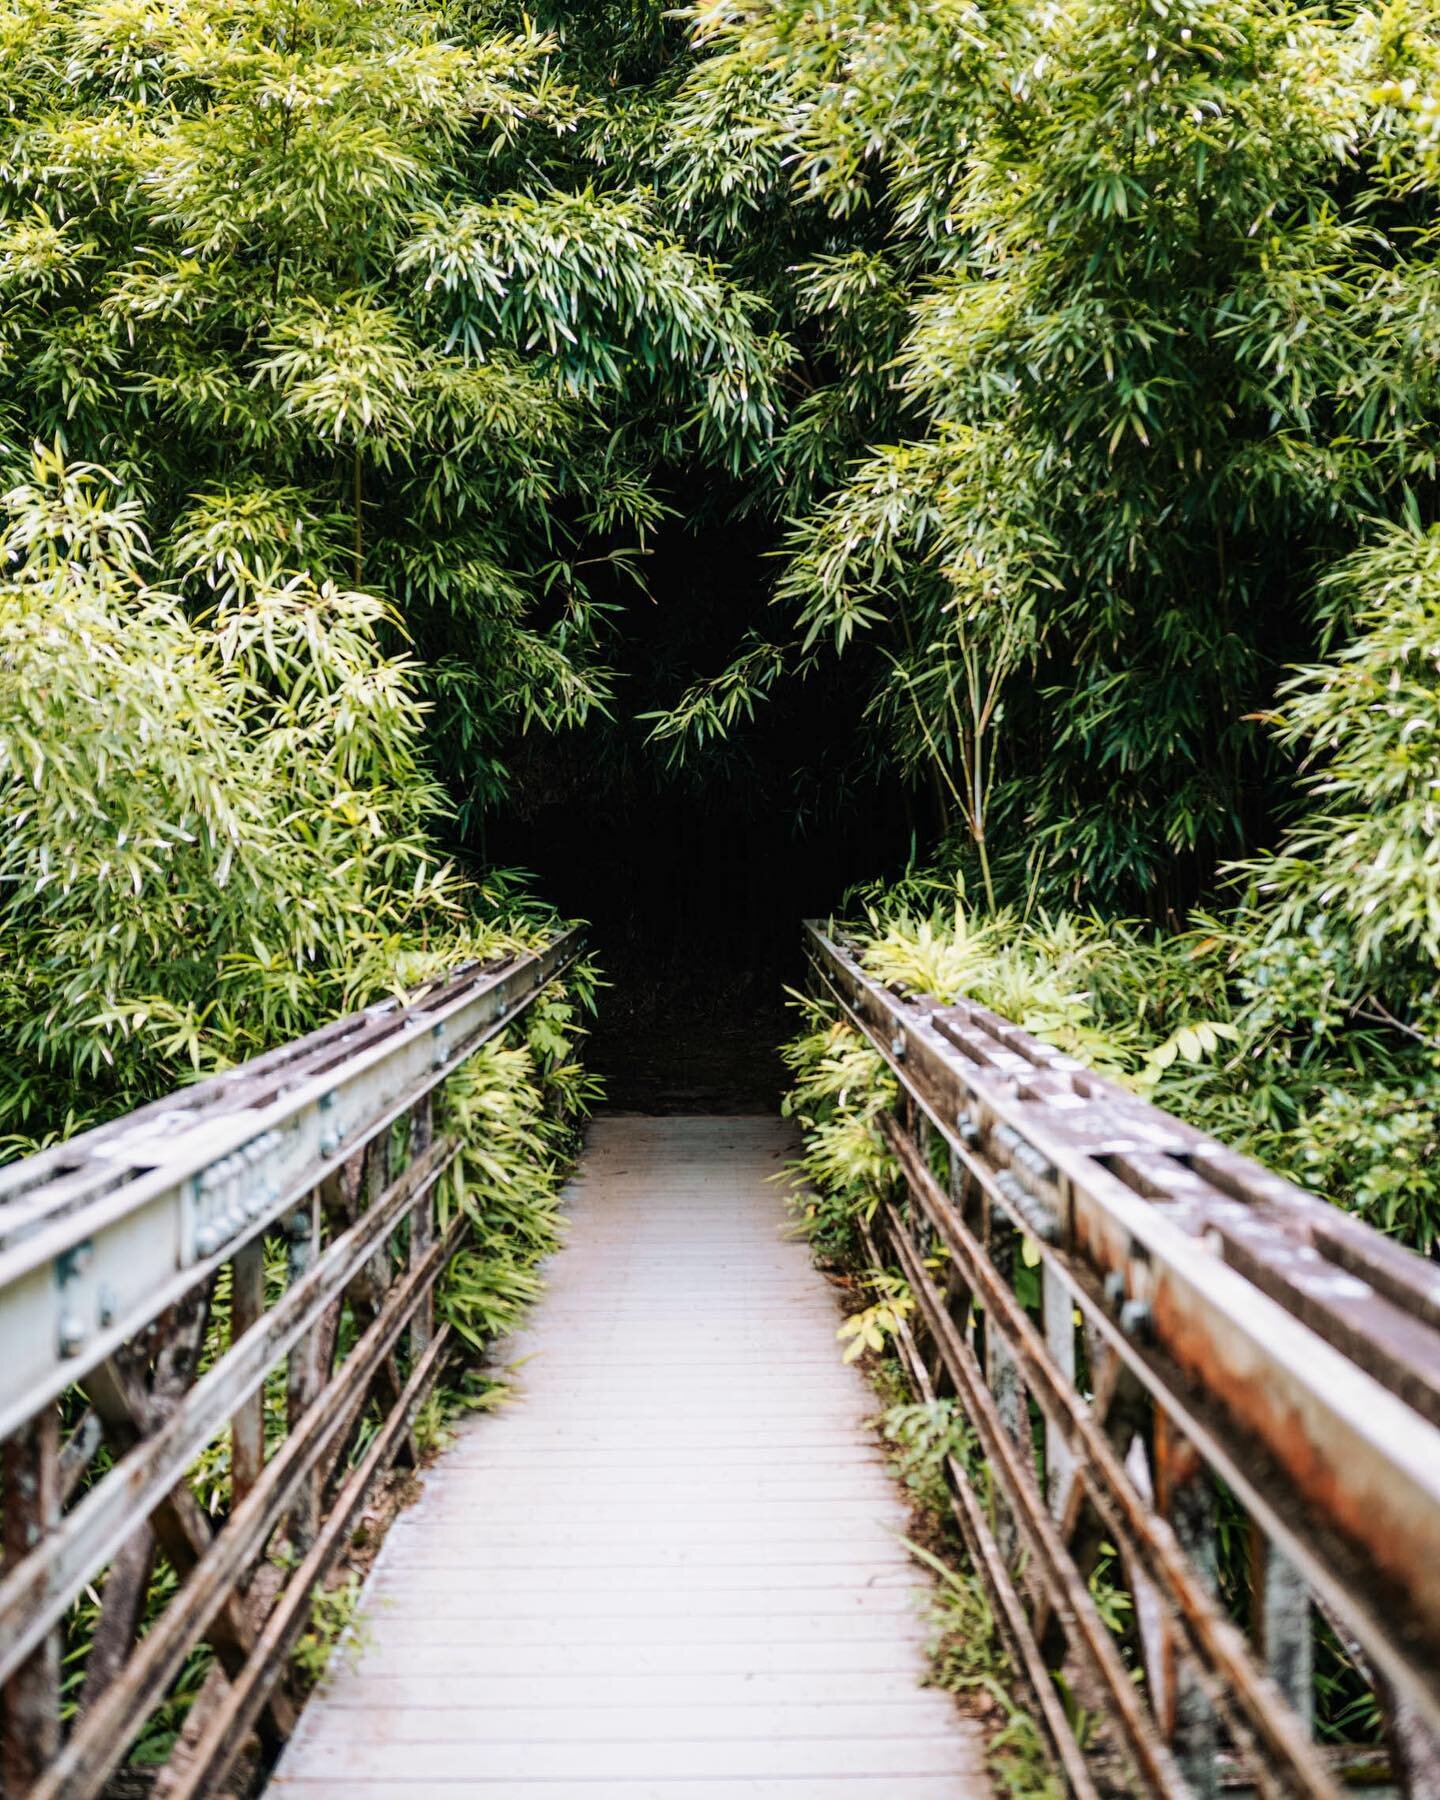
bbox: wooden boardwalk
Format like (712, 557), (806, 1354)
(271, 1115), (988, 1798)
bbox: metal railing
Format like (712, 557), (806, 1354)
(0, 929), (581, 1799)
(806, 920), (1440, 1799)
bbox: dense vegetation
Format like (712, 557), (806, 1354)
(3, 0), (1439, 1203)
(644, 0), (1437, 1251)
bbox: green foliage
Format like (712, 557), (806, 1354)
(1246, 519), (1440, 1004)
(881, 1399), (976, 1514)
(780, 992), (899, 1257)
(291, 1576), (369, 1687)
(644, 0), (1440, 924)
(0, 450), (578, 1144)
(0, 0), (781, 832)
(910, 1540), (1066, 1798)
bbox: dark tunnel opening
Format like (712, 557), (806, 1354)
(485, 492), (917, 1111)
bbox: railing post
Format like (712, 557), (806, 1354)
(907, 1109), (930, 1241)
(984, 1212), (1028, 1566)
(1, 1405), (61, 1792)
(1152, 1408), (1219, 1797)
(285, 1192), (323, 1554)
(409, 1096), (435, 1360)
(366, 1125), (392, 1293)
(928, 1144), (973, 1400)
(231, 1237), (267, 1507)
(1041, 1262), (1076, 1516)
(1250, 1530), (1314, 1734)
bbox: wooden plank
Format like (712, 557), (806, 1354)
(343, 1639), (939, 1673)
(273, 1736), (981, 1781)
(358, 1591), (925, 1620)
(302, 1670), (947, 1706)
(274, 1117), (989, 1797)
(272, 1780), (978, 1798)
(289, 1699), (959, 1741)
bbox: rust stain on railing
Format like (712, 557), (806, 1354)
(806, 919), (1440, 1797)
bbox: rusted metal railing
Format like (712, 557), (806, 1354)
(0, 930), (580, 1799)
(806, 920), (1440, 1798)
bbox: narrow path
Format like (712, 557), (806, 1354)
(271, 1115), (988, 1798)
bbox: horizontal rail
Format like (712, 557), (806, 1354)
(0, 929), (580, 1442)
(0, 930), (581, 1796)
(805, 919), (1440, 1796)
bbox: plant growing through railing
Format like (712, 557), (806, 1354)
(780, 993), (899, 1257)
(831, 886), (1440, 1253)
(837, 1273), (916, 1365)
(913, 1546), (1067, 1800)
(291, 1577), (370, 1689)
(881, 1400), (977, 1516)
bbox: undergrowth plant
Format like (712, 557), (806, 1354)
(826, 877), (1440, 1251)
(912, 1543), (1066, 1800)
(290, 1578), (369, 1689)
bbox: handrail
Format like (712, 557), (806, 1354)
(0, 929), (581, 1798)
(805, 919), (1440, 1797)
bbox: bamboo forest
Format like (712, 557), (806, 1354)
(3, 1), (1440, 1796)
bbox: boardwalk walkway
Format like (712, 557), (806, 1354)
(272, 1114), (988, 1798)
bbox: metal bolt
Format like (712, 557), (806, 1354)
(58, 1239), (95, 1282)
(97, 1284), (118, 1328)
(1103, 1270), (1126, 1309)
(59, 1312), (87, 1357)
(957, 1116), (981, 1147)
(317, 1090), (343, 1157)
(1018, 1143), (1055, 1182)
(195, 1222), (222, 1257)
(890, 1034), (906, 1060)
(1120, 1298), (1153, 1342)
